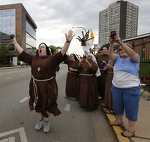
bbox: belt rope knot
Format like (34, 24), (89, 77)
(31, 75), (54, 108)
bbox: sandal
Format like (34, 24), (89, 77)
(121, 129), (135, 138)
(105, 109), (115, 115)
(110, 120), (124, 127)
(105, 110), (111, 114)
(110, 110), (115, 115)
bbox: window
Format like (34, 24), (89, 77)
(0, 9), (15, 51)
(26, 21), (36, 54)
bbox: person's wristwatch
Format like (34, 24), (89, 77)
(66, 40), (71, 43)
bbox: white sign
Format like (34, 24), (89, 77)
(13, 57), (17, 66)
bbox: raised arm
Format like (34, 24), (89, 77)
(61, 30), (75, 56)
(12, 37), (23, 54)
(114, 35), (138, 62)
(108, 36), (117, 63)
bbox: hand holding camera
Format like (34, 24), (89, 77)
(111, 31), (116, 40)
(10, 34), (17, 45)
(109, 31), (122, 44)
(69, 67), (73, 71)
(10, 34), (15, 39)
(102, 60), (107, 68)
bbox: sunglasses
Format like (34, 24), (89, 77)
(119, 48), (124, 51)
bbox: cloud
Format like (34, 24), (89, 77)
(1, 0), (150, 55)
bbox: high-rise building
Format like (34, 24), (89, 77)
(99, 0), (138, 46)
(0, 3), (37, 62)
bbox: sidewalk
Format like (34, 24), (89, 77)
(100, 90), (150, 142)
(0, 65), (23, 70)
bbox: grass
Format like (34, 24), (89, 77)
(139, 59), (150, 78)
(0, 64), (13, 67)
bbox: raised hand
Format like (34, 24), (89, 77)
(61, 30), (75, 55)
(11, 36), (23, 54)
(65, 30), (75, 42)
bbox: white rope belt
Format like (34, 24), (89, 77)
(32, 75), (54, 108)
(79, 73), (94, 76)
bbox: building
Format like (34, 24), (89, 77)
(0, 3), (37, 64)
(123, 33), (150, 83)
(123, 33), (150, 60)
(99, 0), (138, 46)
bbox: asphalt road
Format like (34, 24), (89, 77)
(0, 64), (118, 142)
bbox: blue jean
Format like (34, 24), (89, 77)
(111, 85), (140, 121)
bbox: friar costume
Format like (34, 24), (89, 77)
(19, 43), (66, 117)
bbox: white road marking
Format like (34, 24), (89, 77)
(0, 129), (18, 138)
(0, 138), (8, 142)
(9, 137), (15, 142)
(6, 77), (11, 80)
(64, 104), (70, 111)
(1, 137), (16, 142)
(0, 127), (27, 142)
(19, 127), (28, 142)
(19, 97), (30, 103)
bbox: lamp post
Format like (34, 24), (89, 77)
(72, 26), (87, 33)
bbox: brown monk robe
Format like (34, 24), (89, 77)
(65, 54), (79, 99)
(104, 59), (114, 112)
(78, 56), (99, 110)
(105, 47), (118, 113)
(19, 51), (65, 117)
(96, 47), (109, 101)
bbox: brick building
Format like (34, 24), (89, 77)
(123, 33), (150, 60)
(0, 3), (37, 63)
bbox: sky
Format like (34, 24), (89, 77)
(1, 0), (150, 55)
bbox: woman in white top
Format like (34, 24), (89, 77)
(108, 34), (140, 138)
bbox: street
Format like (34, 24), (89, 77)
(0, 64), (118, 142)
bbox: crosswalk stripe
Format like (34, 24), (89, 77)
(19, 97), (30, 103)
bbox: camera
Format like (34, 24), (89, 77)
(111, 31), (116, 40)
(102, 60), (107, 68)
(10, 34), (15, 39)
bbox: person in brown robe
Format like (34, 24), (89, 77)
(11, 30), (75, 133)
(65, 53), (79, 99)
(78, 54), (99, 111)
(104, 46), (118, 114)
(96, 47), (109, 102)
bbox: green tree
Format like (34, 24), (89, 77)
(0, 45), (10, 65)
(100, 43), (120, 50)
(49, 45), (62, 54)
(101, 43), (110, 49)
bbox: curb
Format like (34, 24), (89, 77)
(0, 66), (21, 70)
(100, 102), (130, 142)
